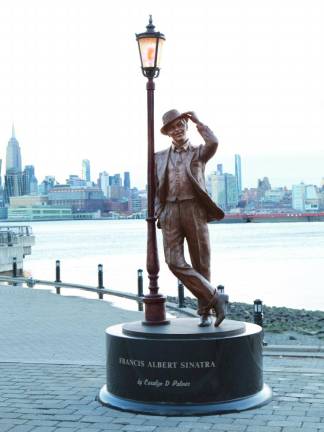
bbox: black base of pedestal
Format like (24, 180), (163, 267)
(99, 383), (272, 416)
(98, 318), (272, 416)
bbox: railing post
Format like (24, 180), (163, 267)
(55, 260), (61, 295)
(12, 257), (17, 286)
(178, 279), (185, 308)
(137, 269), (144, 311)
(98, 264), (104, 299)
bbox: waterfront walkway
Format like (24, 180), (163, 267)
(1, 285), (324, 432)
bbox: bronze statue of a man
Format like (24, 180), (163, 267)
(155, 109), (226, 327)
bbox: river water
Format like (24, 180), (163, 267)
(5, 219), (324, 311)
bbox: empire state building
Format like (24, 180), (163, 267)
(4, 125), (23, 200)
(6, 125), (22, 172)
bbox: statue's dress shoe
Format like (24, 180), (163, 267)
(198, 314), (212, 327)
(213, 294), (227, 327)
(200, 290), (228, 327)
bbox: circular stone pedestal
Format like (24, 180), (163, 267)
(99, 318), (271, 416)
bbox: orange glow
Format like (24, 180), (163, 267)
(147, 47), (155, 61)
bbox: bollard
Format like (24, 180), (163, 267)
(55, 260), (61, 295)
(98, 264), (104, 299)
(253, 299), (263, 327)
(217, 284), (229, 314)
(217, 284), (224, 294)
(178, 279), (185, 308)
(12, 257), (17, 286)
(254, 299), (267, 346)
(137, 269), (144, 311)
(12, 257), (17, 277)
(27, 277), (34, 288)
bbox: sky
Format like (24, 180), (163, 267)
(0, 0), (323, 189)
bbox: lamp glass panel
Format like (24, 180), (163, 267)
(138, 37), (158, 68)
(156, 38), (164, 68)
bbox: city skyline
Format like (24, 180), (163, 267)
(1, 1), (323, 189)
(1, 124), (323, 191)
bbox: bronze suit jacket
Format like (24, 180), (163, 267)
(154, 128), (225, 224)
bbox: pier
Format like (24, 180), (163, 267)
(0, 225), (35, 273)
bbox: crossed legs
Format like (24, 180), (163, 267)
(159, 200), (225, 326)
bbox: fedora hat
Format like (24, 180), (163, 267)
(160, 109), (187, 135)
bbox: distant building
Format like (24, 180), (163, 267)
(263, 189), (285, 203)
(127, 189), (147, 215)
(22, 165), (38, 195)
(10, 195), (48, 207)
(292, 183), (305, 211)
(109, 174), (124, 200)
(39, 176), (56, 195)
(4, 169), (23, 200)
(124, 171), (131, 190)
(99, 171), (110, 197)
(66, 175), (86, 187)
(110, 174), (122, 187)
(82, 159), (91, 183)
(209, 172), (226, 210)
(216, 164), (223, 175)
(208, 170), (238, 211)
(234, 154), (242, 196)
(48, 185), (105, 212)
(304, 185), (319, 212)
(291, 183), (319, 212)
(224, 173), (239, 209)
(8, 205), (72, 221)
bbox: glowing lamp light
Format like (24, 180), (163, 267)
(136, 15), (165, 78)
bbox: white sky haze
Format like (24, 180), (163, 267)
(0, 0), (323, 189)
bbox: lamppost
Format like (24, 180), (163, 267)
(136, 16), (169, 325)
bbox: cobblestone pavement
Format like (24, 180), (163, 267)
(0, 358), (324, 432)
(1, 285), (324, 431)
(0, 285), (143, 365)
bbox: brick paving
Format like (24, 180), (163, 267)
(1, 285), (324, 431)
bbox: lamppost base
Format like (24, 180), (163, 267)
(98, 318), (272, 416)
(142, 295), (170, 325)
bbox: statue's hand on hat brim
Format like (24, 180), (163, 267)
(183, 111), (200, 124)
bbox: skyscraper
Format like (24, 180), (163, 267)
(124, 172), (131, 190)
(99, 171), (110, 198)
(209, 171), (226, 210)
(6, 125), (22, 172)
(23, 165), (38, 195)
(224, 173), (239, 209)
(82, 159), (91, 183)
(234, 154), (242, 195)
(5, 125), (23, 201)
(216, 164), (223, 175)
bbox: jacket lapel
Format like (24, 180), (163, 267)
(161, 146), (171, 179)
(185, 144), (195, 171)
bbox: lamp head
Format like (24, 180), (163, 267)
(136, 16), (165, 79)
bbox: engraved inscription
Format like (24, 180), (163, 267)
(137, 378), (191, 387)
(118, 357), (218, 369)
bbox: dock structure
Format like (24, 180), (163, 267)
(0, 225), (35, 273)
